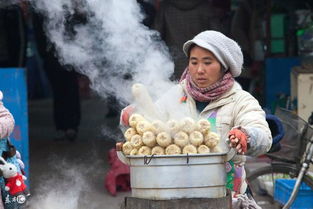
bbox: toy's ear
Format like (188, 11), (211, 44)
(0, 164), (4, 176)
(0, 157), (6, 165)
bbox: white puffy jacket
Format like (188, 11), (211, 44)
(0, 91), (15, 139)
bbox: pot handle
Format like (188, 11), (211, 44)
(116, 142), (130, 165)
(226, 148), (237, 162)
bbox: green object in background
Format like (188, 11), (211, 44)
(271, 93), (289, 114)
(271, 39), (285, 53)
(296, 29), (305, 36)
(271, 14), (286, 38)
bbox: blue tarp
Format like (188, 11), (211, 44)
(0, 68), (29, 180)
(265, 57), (300, 111)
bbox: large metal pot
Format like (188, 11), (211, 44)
(117, 148), (235, 200)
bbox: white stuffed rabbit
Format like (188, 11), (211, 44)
(0, 157), (27, 196)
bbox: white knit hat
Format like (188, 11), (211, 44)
(183, 30), (243, 77)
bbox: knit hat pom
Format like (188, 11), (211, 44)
(183, 30), (243, 77)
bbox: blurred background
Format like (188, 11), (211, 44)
(1, 0), (313, 208)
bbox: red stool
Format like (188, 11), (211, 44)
(104, 148), (131, 196)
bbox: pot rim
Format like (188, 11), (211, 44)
(125, 152), (228, 159)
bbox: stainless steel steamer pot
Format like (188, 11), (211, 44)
(117, 149), (236, 200)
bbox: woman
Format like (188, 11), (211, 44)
(163, 30), (271, 207)
(0, 91), (14, 209)
(122, 31), (271, 208)
(0, 91), (28, 208)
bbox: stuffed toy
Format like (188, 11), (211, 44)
(0, 156), (27, 196)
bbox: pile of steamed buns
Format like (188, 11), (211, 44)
(122, 113), (222, 156)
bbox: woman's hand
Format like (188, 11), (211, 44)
(120, 105), (134, 126)
(228, 128), (248, 154)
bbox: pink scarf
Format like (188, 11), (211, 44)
(180, 68), (234, 102)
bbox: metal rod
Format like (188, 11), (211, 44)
(283, 136), (313, 209)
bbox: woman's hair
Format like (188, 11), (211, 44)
(187, 44), (197, 58)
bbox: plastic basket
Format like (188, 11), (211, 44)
(274, 179), (313, 209)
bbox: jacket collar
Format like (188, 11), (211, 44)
(180, 80), (242, 112)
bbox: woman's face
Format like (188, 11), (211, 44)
(188, 46), (224, 88)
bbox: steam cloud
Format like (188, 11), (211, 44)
(28, 157), (96, 209)
(3, 0), (181, 208)
(31, 0), (174, 105)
